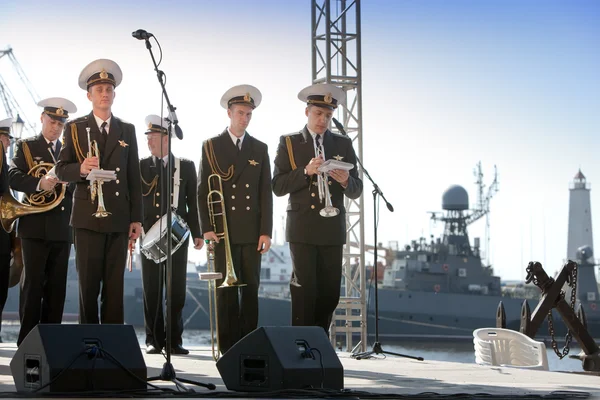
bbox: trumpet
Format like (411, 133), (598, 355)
(315, 140), (339, 218)
(86, 128), (110, 218)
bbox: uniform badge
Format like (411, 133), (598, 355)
(333, 155), (344, 161)
(118, 140), (129, 147)
(99, 69), (108, 79)
(248, 159), (259, 166)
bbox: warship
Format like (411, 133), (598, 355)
(370, 168), (600, 341)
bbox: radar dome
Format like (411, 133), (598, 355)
(442, 185), (469, 211)
(576, 245), (593, 263)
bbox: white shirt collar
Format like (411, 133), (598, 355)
(43, 137), (58, 147)
(227, 127), (245, 148)
(93, 114), (111, 134)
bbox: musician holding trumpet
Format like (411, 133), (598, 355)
(197, 85), (273, 354)
(56, 59), (143, 325)
(272, 83), (363, 335)
(8, 98), (76, 345)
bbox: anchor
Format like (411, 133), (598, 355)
(496, 261), (600, 371)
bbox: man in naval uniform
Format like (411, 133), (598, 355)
(197, 84), (273, 353)
(0, 118), (11, 342)
(140, 114), (203, 355)
(272, 83), (362, 334)
(56, 59), (143, 324)
(9, 98), (77, 345)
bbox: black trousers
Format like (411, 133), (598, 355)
(0, 252), (10, 337)
(74, 228), (128, 324)
(289, 243), (343, 334)
(141, 238), (188, 349)
(17, 239), (70, 346)
(214, 242), (261, 353)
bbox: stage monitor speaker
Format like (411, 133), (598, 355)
(216, 326), (343, 392)
(10, 324), (147, 393)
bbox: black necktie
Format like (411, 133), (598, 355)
(236, 138), (241, 153)
(315, 135), (323, 158)
(53, 141), (61, 159)
(99, 121), (108, 151)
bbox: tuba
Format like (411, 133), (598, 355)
(0, 162), (67, 233)
(0, 162), (67, 288)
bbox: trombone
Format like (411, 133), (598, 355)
(203, 239), (221, 361)
(204, 173), (246, 358)
(315, 138), (339, 218)
(86, 127), (110, 218)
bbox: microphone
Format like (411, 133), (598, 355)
(332, 117), (347, 136)
(132, 29), (154, 40)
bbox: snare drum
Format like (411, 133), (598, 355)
(140, 213), (191, 263)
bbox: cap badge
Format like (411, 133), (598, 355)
(324, 93), (332, 104)
(99, 69), (108, 79)
(56, 107), (64, 116)
(148, 122), (153, 129)
(243, 92), (251, 102)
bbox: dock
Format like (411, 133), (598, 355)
(0, 342), (598, 398)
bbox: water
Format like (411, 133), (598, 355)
(0, 324), (586, 372)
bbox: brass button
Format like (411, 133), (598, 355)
(246, 195), (250, 199)
(231, 195), (236, 199)
(311, 193), (315, 197)
(156, 203), (160, 207)
(156, 192), (160, 197)
(116, 179), (120, 184)
(156, 215), (160, 218)
(311, 205), (315, 209)
(246, 206), (250, 210)
(116, 167), (120, 172)
(245, 184), (249, 188)
(328, 181), (332, 185)
(232, 206), (236, 211)
(61, 206), (65, 211)
(232, 184), (236, 188)
(115, 192), (120, 196)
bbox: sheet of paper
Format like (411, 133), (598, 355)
(318, 159), (354, 173)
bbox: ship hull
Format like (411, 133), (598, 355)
(5, 278), (600, 343)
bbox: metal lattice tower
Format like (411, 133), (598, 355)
(0, 47), (40, 139)
(311, 0), (366, 352)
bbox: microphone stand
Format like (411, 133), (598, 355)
(137, 34), (215, 392)
(331, 119), (422, 361)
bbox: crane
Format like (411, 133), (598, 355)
(0, 47), (41, 140)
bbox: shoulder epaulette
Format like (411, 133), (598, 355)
(331, 131), (351, 140)
(71, 115), (89, 124)
(114, 116), (133, 126)
(140, 155), (152, 161)
(21, 135), (38, 143)
(179, 157), (193, 163)
(283, 131), (302, 137)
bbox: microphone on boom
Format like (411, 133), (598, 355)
(132, 29), (154, 40)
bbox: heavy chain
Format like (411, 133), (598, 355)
(547, 263), (578, 359)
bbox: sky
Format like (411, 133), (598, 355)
(0, 0), (598, 281)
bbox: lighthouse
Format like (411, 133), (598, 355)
(566, 170), (598, 303)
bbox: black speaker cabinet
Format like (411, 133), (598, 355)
(216, 326), (343, 391)
(11, 324), (147, 392)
